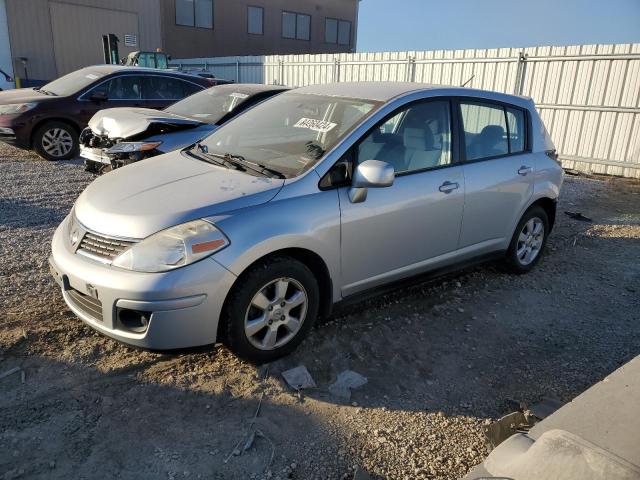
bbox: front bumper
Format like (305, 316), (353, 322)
(50, 220), (237, 349)
(0, 115), (27, 147)
(80, 145), (110, 164)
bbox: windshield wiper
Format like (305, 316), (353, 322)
(240, 159), (286, 179)
(207, 152), (285, 179)
(188, 145), (285, 179)
(187, 143), (246, 172)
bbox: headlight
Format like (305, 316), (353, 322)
(0, 102), (37, 115)
(106, 141), (162, 154)
(68, 212), (81, 247)
(112, 220), (229, 273)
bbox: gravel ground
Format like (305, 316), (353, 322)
(1, 142), (639, 480)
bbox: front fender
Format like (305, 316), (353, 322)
(209, 186), (342, 301)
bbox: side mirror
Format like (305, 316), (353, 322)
(349, 159), (394, 203)
(89, 90), (108, 102)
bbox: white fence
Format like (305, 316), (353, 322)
(173, 43), (640, 178)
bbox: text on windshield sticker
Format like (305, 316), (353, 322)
(294, 118), (337, 133)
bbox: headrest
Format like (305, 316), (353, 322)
(404, 127), (435, 150)
(478, 125), (505, 145)
(369, 127), (384, 142)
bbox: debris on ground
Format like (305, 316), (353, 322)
(328, 370), (368, 401)
(353, 466), (373, 480)
(564, 211), (593, 222)
(0, 367), (21, 380)
(282, 365), (317, 390)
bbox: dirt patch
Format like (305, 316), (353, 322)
(1, 142), (639, 480)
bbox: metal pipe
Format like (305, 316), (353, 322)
(526, 54), (640, 62)
(536, 104), (640, 114)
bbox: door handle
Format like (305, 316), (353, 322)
(439, 181), (459, 193)
(518, 166), (533, 176)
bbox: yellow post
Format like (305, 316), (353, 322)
(15, 77), (21, 89)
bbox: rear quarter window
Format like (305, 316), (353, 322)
(506, 107), (526, 153)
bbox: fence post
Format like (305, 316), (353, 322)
(236, 60), (241, 83)
(406, 56), (416, 82)
(279, 58), (284, 85)
(333, 58), (341, 82)
(514, 51), (528, 95)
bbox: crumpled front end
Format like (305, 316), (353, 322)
(80, 107), (206, 173)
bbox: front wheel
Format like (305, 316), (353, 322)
(221, 257), (320, 363)
(504, 206), (549, 273)
(33, 121), (78, 161)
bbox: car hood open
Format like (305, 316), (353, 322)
(88, 107), (206, 139)
(75, 151), (285, 239)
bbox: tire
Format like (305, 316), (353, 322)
(33, 121), (78, 161)
(503, 206), (549, 274)
(222, 256), (320, 363)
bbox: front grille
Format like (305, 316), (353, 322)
(78, 231), (136, 260)
(67, 288), (103, 322)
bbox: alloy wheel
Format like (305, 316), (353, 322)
(42, 127), (74, 157)
(516, 217), (545, 265)
(244, 277), (308, 351)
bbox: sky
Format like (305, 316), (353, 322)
(356, 0), (640, 52)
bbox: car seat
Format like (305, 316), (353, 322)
(468, 125), (507, 159)
(403, 127), (442, 171)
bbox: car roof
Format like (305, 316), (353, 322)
(292, 81), (532, 105)
(82, 65), (208, 80)
(208, 83), (291, 95)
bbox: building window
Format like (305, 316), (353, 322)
(325, 18), (351, 46)
(248, 6), (263, 35)
(176, 0), (213, 29)
(282, 11), (310, 40)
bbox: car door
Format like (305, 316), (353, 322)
(457, 100), (534, 251)
(78, 75), (146, 124)
(337, 99), (465, 297)
(144, 75), (202, 110)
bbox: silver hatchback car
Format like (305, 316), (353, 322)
(50, 82), (563, 362)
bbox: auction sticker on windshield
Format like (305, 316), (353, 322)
(294, 118), (337, 133)
(230, 92), (249, 99)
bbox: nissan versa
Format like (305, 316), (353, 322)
(50, 82), (563, 363)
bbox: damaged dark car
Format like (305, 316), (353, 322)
(80, 83), (290, 174)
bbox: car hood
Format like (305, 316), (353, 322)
(89, 107), (205, 139)
(75, 151), (284, 239)
(0, 87), (58, 104)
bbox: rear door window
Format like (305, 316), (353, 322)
(90, 75), (144, 100)
(460, 102), (508, 161)
(145, 76), (193, 100)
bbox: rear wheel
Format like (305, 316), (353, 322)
(504, 206), (549, 273)
(33, 121), (78, 161)
(222, 257), (319, 363)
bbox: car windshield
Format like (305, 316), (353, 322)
(40, 68), (108, 96)
(166, 88), (257, 124)
(200, 92), (380, 177)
